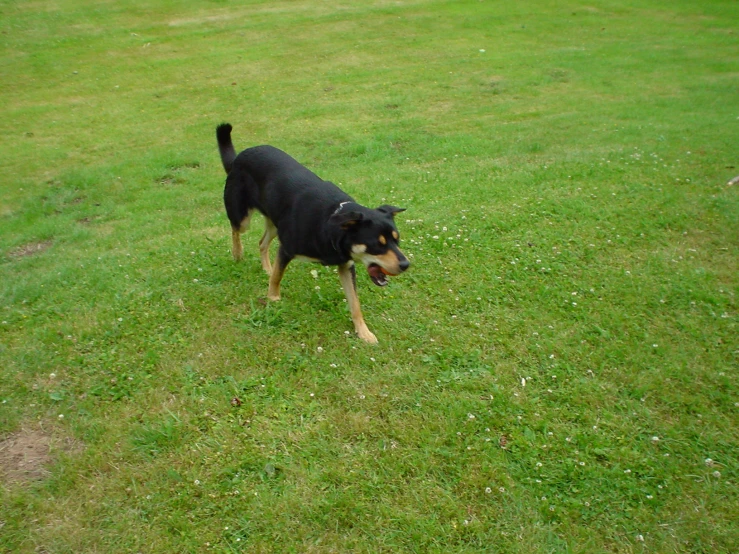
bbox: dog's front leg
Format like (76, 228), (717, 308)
(338, 262), (377, 344)
(268, 246), (291, 301)
(259, 218), (278, 275)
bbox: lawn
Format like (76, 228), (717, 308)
(1, 0), (737, 552)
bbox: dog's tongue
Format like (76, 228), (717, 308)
(367, 264), (388, 287)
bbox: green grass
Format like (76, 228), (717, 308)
(1, 0), (737, 551)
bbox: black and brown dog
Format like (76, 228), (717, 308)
(216, 123), (409, 344)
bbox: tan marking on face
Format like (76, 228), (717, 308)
(375, 250), (401, 268)
(379, 235), (387, 246)
(352, 244), (367, 254)
(392, 230), (399, 240)
(353, 250), (404, 275)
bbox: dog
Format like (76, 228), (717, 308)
(216, 123), (410, 344)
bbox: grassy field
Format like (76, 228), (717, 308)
(1, 0), (737, 551)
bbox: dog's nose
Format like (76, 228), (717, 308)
(399, 259), (410, 272)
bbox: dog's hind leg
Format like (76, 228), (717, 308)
(338, 262), (377, 344)
(231, 228), (243, 261)
(267, 246), (291, 301)
(230, 210), (253, 261)
(259, 218), (278, 274)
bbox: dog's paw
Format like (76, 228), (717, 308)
(267, 294), (281, 302)
(358, 329), (378, 344)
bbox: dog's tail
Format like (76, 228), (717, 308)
(216, 123), (236, 174)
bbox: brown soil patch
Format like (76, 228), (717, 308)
(0, 429), (53, 484)
(0, 427), (81, 485)
(8, 240), (53, 259)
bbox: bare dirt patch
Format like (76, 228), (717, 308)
(8, 240), (53, 259)
(0, 427), (81, 485)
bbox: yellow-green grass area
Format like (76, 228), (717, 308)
(1, 0), (737, 551)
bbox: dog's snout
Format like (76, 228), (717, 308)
(399, 259), (410, 272)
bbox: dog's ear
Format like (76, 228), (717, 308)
(330, 211), (364, 230)
(377, 205), (406, 218)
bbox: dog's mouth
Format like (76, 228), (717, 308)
(367, 264), (390, 287)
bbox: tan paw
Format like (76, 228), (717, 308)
(357, 329), (378, 344)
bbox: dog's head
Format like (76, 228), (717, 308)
(330, 204), (410, 286)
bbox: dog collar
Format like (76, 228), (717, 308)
(333, 201), (352, 214)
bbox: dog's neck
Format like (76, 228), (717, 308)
(333, 201), (354, 214)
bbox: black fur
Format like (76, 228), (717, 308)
(216, 123), (410, 343)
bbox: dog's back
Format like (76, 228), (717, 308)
(217, 124), (350, 229)
(232, 145), (322, 193)
(217, 123), (318, 185)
